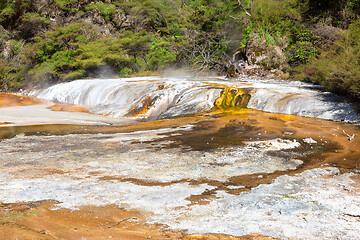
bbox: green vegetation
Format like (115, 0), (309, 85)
(85, 2), (116, 21)
(54, 0), (78, 9)
(0, 0), (245, 90)
(288, 28), (321, 65)
(1, 211), (39, 221)
(306, 21), (360, 98)
(238, 0), (360, 98)
(0, 0), (359, 100)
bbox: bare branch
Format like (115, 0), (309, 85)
(343, 130), (356, 141)
(237, 0), (252, 17)
(106, 217), (138, 229)
(232, 51), (241, 62)
(106, 218), (129, 229)
(228, 15), (246, 22)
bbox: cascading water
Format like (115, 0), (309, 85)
(30, 77), (221, 120)
(29, 77), (360, 122)
(242, 79), (359, 122)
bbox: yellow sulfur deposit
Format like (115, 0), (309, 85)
(215, 88), (251, 109)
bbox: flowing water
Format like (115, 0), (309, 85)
(1, 77), (360, 239)
(29, 77), (360, 122)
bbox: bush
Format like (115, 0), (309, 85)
(251, 0), (303, 37)
(0, 0), (33, 29)
(74, 38), (129, 69)
(305, 20), (360, 97)
(146, 38), (177, 70)
(20, 13), (51, 39)
(0, 1), (16, 23)
(54, 0), (79, 10)
(0, 59), (8, 90)
(288, 28), (321, 65)
(85, 2), (116, 21)
(35, 22), (98, 63)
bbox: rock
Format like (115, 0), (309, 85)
(82, 10), (106, 25)
(112, 9), (127, 29)
(32, 0), (61, 24)
(304, 137), (317, 144)
(226, 64), (238, 78)
(238, 33), (289, 79)
(311, 22), (341, 42)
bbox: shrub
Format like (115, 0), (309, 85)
(146, 38), (177, 70)
(74, 38), (129, 69)
(0, 1), (16, 23)
(85, 2), (116, 21)
(0, 59), (8, 91)
(54, 0), (79, 10)
(35, 22), (98, 63)
(288, 28), (321, 65)
(251, 0), (303, 36)
(306, 20), (360, 97)
(20, 13), (51, 39)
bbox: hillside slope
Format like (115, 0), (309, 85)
(0, 0), (359, 99)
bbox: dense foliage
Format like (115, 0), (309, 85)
(306, 21), (360, 98)
(0, 0), (248, 90)
(0, 0), (359, 99)
(243, 0), (360, 98)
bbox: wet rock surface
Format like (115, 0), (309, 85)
(29, 77), (360, 122)
(0, 107), (360, 239)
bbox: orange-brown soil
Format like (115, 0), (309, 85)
(0, 96), (359, 239)
(48, 103), (91, 113)
(0, 202), (275, 240)
(0, 92), (91, 114)
(0, 93), (43, 108)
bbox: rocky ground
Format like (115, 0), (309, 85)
(0, 93), (360, 239)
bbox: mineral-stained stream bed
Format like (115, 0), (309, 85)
(0, 77), (360, 239)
